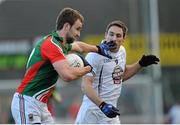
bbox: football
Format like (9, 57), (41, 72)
(66, 53), (84, 68)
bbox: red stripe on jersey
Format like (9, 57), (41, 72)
(40, 87), (54, 103)
(41, 36), (66, 63)
(16, 61), (44, 93)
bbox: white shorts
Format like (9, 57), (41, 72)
(75, 102), (120, 124)
(11, 93), (54, 124)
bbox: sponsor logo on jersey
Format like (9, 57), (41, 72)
(103, 58), (111, 63)
(112, 66), (123, 84)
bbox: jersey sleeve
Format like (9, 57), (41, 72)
(120, 46), (126, 69)
(41, 38), (66, 63)
(85, 52), (99, 77)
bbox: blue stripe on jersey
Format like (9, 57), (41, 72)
(98, 65), (104, 95)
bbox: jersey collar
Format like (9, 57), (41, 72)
(51, 31), (72, 53)
(51, 31), (63, 42)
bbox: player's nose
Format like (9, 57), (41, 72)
(112, 36), (117, 41)
(76, 32), (80, 38)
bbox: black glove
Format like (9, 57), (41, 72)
(96, 42), (112, 59)
(78, 54), (93, 71)
(139, 55), (160, 67)
(99, 102), (120, 118)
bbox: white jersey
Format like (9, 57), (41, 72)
(83, 45), (126, 107)
(75, 46), (126, 124)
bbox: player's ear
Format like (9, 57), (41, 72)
(64, 23), (71, 31)
(105, 32), (108, 39)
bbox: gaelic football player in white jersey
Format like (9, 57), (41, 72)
(75, 20), (160, 124)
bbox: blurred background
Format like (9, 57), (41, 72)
(0, 0), (180, 124)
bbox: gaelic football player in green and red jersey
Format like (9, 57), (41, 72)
(11, 7), (112, 124)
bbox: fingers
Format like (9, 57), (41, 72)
(106, 41), (117, 49)
(112, 107), (120, 116)
(154, 57), (160, 62)
(116, 112), (120, 116)
(96, 44), (112, 59)
(139, 54), (160, 67)
(151, 55), (160, 62)
(153, 62), (158, 64)
(113, 110), (120, 116)
(149, 55), (160, 65)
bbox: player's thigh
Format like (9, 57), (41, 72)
(98, 115), (120, 124)
(41, 104), (54, 124)
(11, 93), (41, 124)
(75, 108), (99, 124)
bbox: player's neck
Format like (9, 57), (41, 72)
(56, 30), (67, 43)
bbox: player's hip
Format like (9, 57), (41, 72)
(11, 93), (53, 124)
(75, 106), (120, 124)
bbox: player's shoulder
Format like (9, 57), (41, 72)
(118, 45), (126, 58)
(42, 35), (64, 49)
(120, 45), (126, 51)
(86, 52), (100, 57)
(86, 52), (102, 61)
(119, 45), (126, 53)
(41, 35), (54, 46)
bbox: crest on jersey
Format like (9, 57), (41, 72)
(115, 59), (118, 65)
(112, 66), (123, 84)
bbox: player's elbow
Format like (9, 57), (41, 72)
(56, 67), (77, 82)
(61, 77), (72, 82)
(81, 80), (90, 94)
(81, 81), (86, 93)
(60, 75), (76, 82)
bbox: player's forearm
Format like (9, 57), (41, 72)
(75, 41), (98, 53)
(53, 61), (91, 82)
(61, 66), (91, 81)
(123, 62), (142, 81)
(81, 77), (103, 106)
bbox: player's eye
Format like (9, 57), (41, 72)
(76, 27), (82, 31)
(109, 32), (114, 36)
(116, 34), (122, 38)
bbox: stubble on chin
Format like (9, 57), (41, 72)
(66, 34), (75, 44)
(67, 38), (74, 43)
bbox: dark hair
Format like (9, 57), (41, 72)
(56, 7), (84, 30)
(106, 20), (128, 38)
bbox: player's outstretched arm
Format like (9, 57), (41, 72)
(123, 54), (160, 81)
(71, 41), (112, 58)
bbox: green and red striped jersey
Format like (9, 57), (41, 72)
(16, 31), (72, 103)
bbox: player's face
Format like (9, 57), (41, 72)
(105, 26), (124, 52)
(66, 19), (82, 43)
